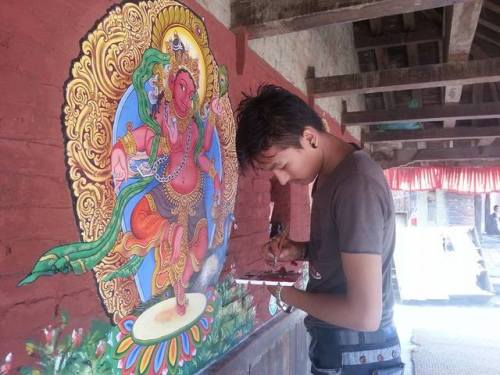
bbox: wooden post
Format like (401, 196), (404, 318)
(231, 0), (469, 39)
(306, 66), (316, 107)
(474, 194), (483, 241)
(310, 58), (500, 97)
(234, 27), (248, 76)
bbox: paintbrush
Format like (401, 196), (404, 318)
(272, 224), (289, 269)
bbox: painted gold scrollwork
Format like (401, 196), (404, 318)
(94, 249), (141, 323)
(63, 0), (237, 323)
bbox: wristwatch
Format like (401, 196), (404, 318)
(276, 284), (293, 313)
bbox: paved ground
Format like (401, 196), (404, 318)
(481, 235), (500, 285)
(394, 301), (500, 375)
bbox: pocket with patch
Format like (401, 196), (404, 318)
(371, 363), (405, 375)
(311, 363), (342, 375)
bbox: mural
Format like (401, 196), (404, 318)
(17, 1), (250, 373)
(18, 276), (255, 375)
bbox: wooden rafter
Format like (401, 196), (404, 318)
(354, 25), (442, 50)
(475, 37), (500, 57)
(484, 0), (500, 14)
(443, 0), (483, 128)
(377, 145), (500, 167)
(309, 58), (500, 97)
(343, 102), (500, 126)
(479, 18), (500, 33)
(363, 125), (500, 143)
(231, 0), (469, 39)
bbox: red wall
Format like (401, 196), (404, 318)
(0, 0), (356, 366)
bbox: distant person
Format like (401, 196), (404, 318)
(485, 205), (500, 235)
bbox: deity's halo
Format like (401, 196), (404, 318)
(151, 4), (215, 110)
(164, 27), (207, 106)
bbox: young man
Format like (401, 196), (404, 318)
(236, 85), (404, 375)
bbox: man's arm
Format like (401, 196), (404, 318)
(281, 252), (382, 332)
(273, 172), (387, 331)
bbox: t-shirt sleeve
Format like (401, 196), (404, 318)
(331, 173), (387, 254)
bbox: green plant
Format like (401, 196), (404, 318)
(19, 312), (116, 375)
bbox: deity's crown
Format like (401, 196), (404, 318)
(150, 33), (201, 105)
(166, 33), (200, 86)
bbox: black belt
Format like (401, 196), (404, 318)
(331, 325), (398, 346)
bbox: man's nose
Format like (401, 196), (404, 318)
(273, 170), (289, 186)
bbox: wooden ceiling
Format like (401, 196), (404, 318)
(231, 0), (500, 168)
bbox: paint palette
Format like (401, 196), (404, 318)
(235, 268), (301, 286)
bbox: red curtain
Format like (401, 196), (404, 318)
(384, 167), (500, 193)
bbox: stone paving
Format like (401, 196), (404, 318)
(395, 303), (500, 375)
(480, 235), (500, 293)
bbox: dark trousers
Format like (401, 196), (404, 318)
(307, 325), (405, 375)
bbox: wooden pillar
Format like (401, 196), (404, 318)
(485, 193), (491, 228)
(474, 194), (483, 241)
(416, 191), (429, 227)
(436, 190), (448, 226)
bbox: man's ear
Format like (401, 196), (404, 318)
(302, 127), (318, 148)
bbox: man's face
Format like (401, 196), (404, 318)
(255, 137), (321, 186)
(495, 207), (499, 215)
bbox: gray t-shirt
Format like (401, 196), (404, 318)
(304, 149), (396, 330)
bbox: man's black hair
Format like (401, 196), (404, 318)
(494, 205), (499, 211)
(235, 84), (324, 170)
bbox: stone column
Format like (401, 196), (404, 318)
(436, 190), (448, 227)
(416, 191), (429, 227)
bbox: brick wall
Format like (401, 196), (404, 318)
(445, 192), (475, 226)
(0, 0), (356, 365)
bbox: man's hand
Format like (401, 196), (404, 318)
(266, 284), (293, 298)
(261, 235), (306, 268)
(267, 284), (295, 313)
(267, 284), (280, 298)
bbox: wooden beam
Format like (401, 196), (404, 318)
(234, 27), (248, 76)
(472, 84), (484, 127)
(446, 1), (482, 63)
(484, 0), (500, 14)
(490, 82), (500, 101)
(403, 12), (416, 31)
(378, 145), (500, 167)
(374, 48), (395, 109)
(477, 24), (500, 48)
(231, 0), (468, 39)
(305, 66), (316, 107)
(309, 58), (500, 97)
(423, 8), (444, 28)
(479, 18), (500, 34)
(478, 137), (497, 146)
(369, 18), (383, 35)
(443, 0), (483, 128)
(476, 31), (500, 49)
(406, 43), (423, 105)
(475, 38), (500, 57)
(354, 23), (442, 51)
(343, 102), (500, 126)
(477, 79), (497, 146)
(363, 125), (500, 143)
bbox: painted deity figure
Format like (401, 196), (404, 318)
(111, 38), (222, 315)
(19, 31), (231, 324)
